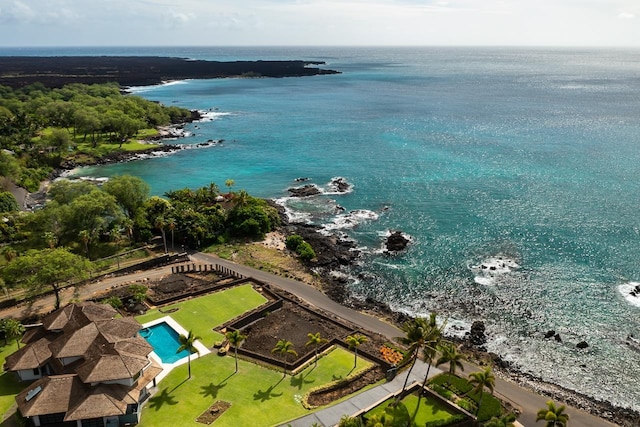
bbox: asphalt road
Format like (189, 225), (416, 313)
(1, 252), (617, 427)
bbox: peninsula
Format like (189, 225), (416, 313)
(0, 56), (340, 88)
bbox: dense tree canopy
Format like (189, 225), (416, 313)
(2, 247), (92, 309)
(0, 83), (191, 191)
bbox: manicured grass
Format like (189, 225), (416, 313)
(139, 347), (372, 427)
(429, 373), (502, 422)
(0, 341), (27, 419)
(365, 393), (463, 426)
(135, 284), (268, 347)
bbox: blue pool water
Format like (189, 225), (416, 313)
(140, 322), (190, 364)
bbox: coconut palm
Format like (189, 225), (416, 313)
(306, 332), (329, 367)
(346, 334), (368, 368)
(271, 339), (297, 377)
(177, 330), (201, 379)
(484, 413), (518, 427)
(225, 329), (247, 373)
(397, 313), (442, 398)
(167, 217), (176, 252)
(78, 229), (90, 257)
(536, 400), (569, 427)
(468, 367), (496, 415)
(414, 314), (445, 418)
(435, 341), (465, 385)
(155, 216), (168, 253)
(2, 319), (25, 349)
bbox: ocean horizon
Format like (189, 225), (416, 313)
(18, 46), (640, 411)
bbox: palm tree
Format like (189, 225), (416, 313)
(2, 319), (25, 349)
(536, 400), (569, 427)
(397, 313), (442, 398)
(155, 216), (168, 254)
(167, 217), (176, 252)
(271, 339), (297, 377)
(177, 330), (201, 379)
(225, 329), (247, 373)
(468, 367), (495, 415)
(435, 341), (465, 385)
(346, 334), (368, 368)
(485, 413), (517, 427)
(78, 229), (90, 257)
(414, 314), (445, 416)
(306, 332), (329, 367)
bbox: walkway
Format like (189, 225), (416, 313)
(0, 252), (618, 427)
(280, 359), (441, 427)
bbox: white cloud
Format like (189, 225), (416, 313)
(1, 0), (640, 46)
(618, 11), (635, 19)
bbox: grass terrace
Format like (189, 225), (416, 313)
(429, 373), (502, 422)
(139, 346), (373, 427)
(0, 341), (24, 419)
(364, 393), (466, 427)
(135, 283), (268, 347)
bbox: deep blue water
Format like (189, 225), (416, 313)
(11, 46), (640, 408)
(141, 322), (190, 364)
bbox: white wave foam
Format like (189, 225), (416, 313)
(197, 111), (232, 122)
(322, 177), (353, 195)
(619, 282), (640, 308)
(321, 209), (379, 234)
(470, 256), (520, 285)
(273, 197), (313, 224)
(127, 80), (189, 93)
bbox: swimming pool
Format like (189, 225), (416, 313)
(140, 322), (191, 364)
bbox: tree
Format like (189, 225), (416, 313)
(396, 314), (438, 398)
(484, 413), (517, 427)
(305, 332), (328, 367)
(414, 313), (444, 419)
(435, 342), (465, 385)
(225, 179), (235, 193)
(167, 217), (176, 252)
(536, 400), (569, 427)
(177, 330), (201, 380)
(346, 334), (368, 368)
(155, 216), (168, 254)
(468, 367), (495, 415)
(0, 192), (18, 213)
(225, 329), (247, 373)
(102, 175), (150, 220)
(2, 248), (91, 309)
(271, 339), (297, 377)
(1, 318), (24, 349)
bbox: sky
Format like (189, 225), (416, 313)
(0, 0), (639, 47)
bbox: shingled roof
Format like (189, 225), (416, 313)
(7, 302), (161, 423)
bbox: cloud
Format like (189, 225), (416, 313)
(618, 11), (635, 19)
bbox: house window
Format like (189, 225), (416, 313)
(32, 368), (40, 376)
(81, 417), (105, 427)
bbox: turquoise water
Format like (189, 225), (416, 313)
(36, 46), (640, 409)
(141, 322), (190, 364)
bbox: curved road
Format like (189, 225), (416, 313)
(1, 252), (617, 427)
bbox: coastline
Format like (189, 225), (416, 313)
(15, 116), (638, 426)
(273, 221), (639, 426)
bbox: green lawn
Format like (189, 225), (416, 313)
(0, 341), (27, 419)
(429, 373), (502, 422)
(139, 347), (372, 427)
(136, 284), (268, 347)
(365, 393), (464, 426)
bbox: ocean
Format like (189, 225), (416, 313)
(7, 46), (640, 410)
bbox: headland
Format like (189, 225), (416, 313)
(0, 56), (340, 88)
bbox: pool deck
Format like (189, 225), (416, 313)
(141, 316), (211, 383)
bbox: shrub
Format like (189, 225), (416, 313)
(128, 284), (148, 303)
(102, 296), (123, 309)
(0, 192), (18, 213)
(297, 241), (316, 261)
(285, 234), (304, 251)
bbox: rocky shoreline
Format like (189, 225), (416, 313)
(21, 116), (638, 425)
(277, 217), (640, 426)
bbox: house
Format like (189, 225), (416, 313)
(4, 302), (161, 427)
